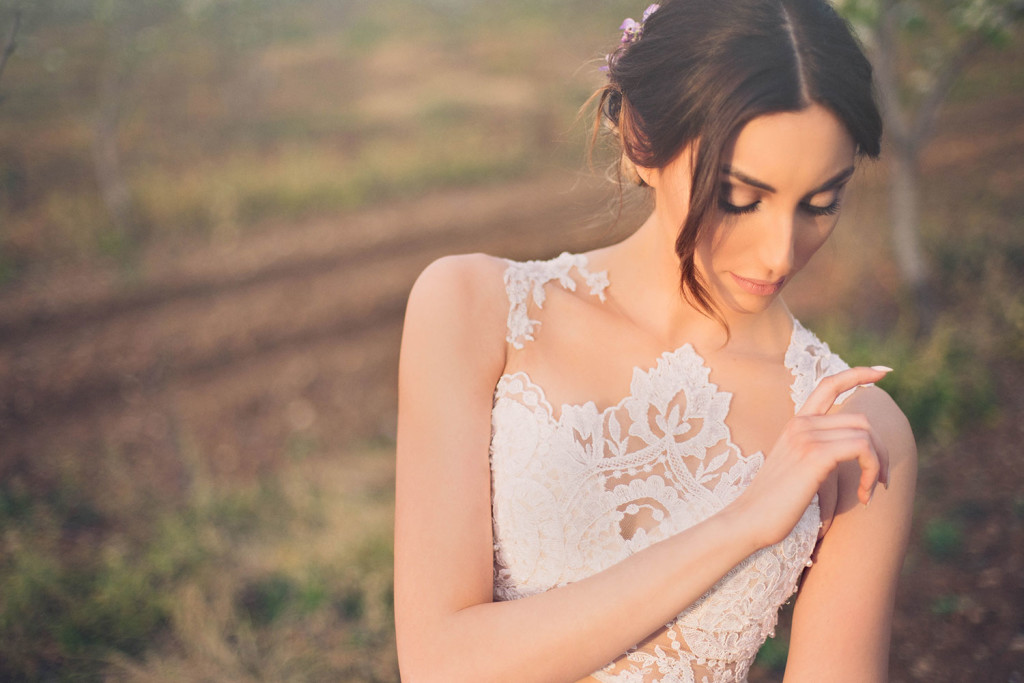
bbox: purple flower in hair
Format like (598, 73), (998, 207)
(620, 17), (642, 44)
(603, 4), (660, 72)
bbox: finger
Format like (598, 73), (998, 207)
(804, 416), (889, 486)
(811, 436), (881, 506)
(797, 365), (893, 418)
(808, 427), (874, 443)
(793, 413), (874, 432)
(857, 445), (882, 505)
(807, 414), (891, 488)
(800, 405), (892, 488)
(868, 424), (890, 488)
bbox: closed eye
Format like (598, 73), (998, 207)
(800, 187), (846, 217)
(718, 182), (760, 215)
(719, 197), (760, 215)
(801, 196), (842, 217)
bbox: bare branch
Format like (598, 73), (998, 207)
(909, 0), (1024, 147)
(872, 0), (912, 151)
(909, 31), (988, 149)
(0, 6), (22, 95)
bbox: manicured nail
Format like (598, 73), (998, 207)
(870, 365), (894, 373)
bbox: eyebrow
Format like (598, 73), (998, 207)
(722, 165), (856, 196)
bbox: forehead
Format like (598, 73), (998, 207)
(726, 105), (856, 187)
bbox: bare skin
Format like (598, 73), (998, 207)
(393, 104), (916, 683)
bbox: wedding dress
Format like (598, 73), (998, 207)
(489, 252), (857, 682)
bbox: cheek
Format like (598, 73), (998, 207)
(693, 228), (722, 277)
(707, 219), (757, 259)
(793, 220), (838, 265)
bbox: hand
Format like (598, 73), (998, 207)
(729, 366), (892, 550)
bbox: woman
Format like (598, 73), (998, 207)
(394, 0), (917, 680)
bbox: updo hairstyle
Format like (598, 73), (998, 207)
(593, 0), (882, 320)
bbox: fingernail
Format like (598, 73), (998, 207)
(870, 365), (894, 373)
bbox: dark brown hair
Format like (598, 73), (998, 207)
(593, 0), (882, 321)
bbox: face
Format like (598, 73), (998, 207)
(645, 104), (857, 315)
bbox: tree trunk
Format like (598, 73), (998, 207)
(871, 2), (942, 334)
(0, 7), (21, 103)
(888, 142), (936, 333)
(92, 31), (138, 243)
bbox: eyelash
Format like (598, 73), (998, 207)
(718, 197), (759, 216)
(803, 197), (842, 217)
(717, 194), (843, 218)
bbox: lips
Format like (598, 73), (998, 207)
(730, 272), (785, 296)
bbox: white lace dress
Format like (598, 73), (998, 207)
(489, 253), (857, 683)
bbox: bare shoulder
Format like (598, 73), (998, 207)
(406, 253), (509, 337)
(407, 252), (509, 317)
(839, 384), (917, 467)
(832, 383), (917, 522)
(401, 253), (511, 388)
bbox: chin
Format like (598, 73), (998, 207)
(719, 288), (785, 317)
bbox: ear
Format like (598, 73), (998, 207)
(635, 164), (657, 188)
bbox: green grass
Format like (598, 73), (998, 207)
(923, 517), (966, 561)
(816, 317), (999, 448)
(754, 634), (789, 673)
(0, 439), (398, 681)
(930, 594), (961, 616)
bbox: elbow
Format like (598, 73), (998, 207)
(396, 623), (458, 683)
(396, 639), (433, 683)
(398, 664), (449, 683)
(396, 660), (430, 683)
(397, 623), (498, 683)
(397, 648), (460, 683)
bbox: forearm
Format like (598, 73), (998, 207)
(397, 506), (758, 683)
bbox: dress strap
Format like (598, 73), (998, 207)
(503, 252), (609, 349)
(786, 318), (864, 412)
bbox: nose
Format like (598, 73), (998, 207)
(758, 209), (796, 277)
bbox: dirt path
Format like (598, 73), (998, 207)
(0, 171), (638, 485)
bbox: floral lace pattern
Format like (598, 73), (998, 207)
(490, 254), (853, 682)
(504, 251), (610, 349)
(786, 320), (862, 411)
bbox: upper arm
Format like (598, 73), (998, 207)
(393, 254), (509, 660)
(785, 386), (917, 682)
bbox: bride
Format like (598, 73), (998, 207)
(393, 1), (917, 680)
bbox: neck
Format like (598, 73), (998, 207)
(595, 210), (793, 355)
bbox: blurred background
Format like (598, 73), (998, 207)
(0, 0), (1021, 680)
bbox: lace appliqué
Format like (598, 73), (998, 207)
(504, 251), (609, 349)
(787, 319), (868, 411)
(490, 254), (845, 682)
